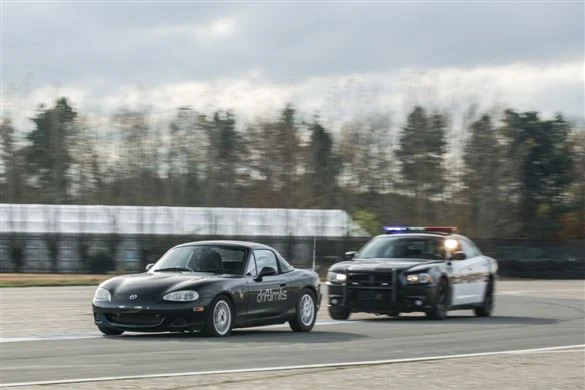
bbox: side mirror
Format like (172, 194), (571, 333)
(255, 266), (277, 281)
(145, 263), (154, 271)
(344, 251), (358, 261)
(452, 251), (467, 261)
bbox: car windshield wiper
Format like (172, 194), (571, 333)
(153, 267), (192, 273)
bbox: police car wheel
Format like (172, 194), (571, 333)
(203, 295), (233, 337)
(98, 326), (124, 336)
(426, 278), (448, 320)
(290, 289), (317, 332)
(328, 307), (351, 320)
(474, 281), (494, 317)
(387, 311), (400, 317)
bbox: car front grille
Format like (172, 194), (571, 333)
(106, 313), (165, 326)
(347, 271), (394, 288)
(345, 270), (397, 307)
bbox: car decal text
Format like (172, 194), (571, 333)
(257, 288), (287, 303)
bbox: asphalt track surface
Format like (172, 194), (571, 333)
(0, 280), (584, 387)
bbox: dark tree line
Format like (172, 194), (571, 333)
(1, 97), (583, 240)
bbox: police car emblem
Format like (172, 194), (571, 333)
(129, 294), (138, 300)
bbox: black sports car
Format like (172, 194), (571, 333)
(327, 226), (498, 320)
(92, 240), (321, 337)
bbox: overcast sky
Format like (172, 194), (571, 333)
(2, 1), (584, 129)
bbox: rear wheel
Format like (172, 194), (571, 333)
(328, 307), (351, 320)
(426, 278), (449, 320)
(203, 295), (233, 337)
(98, 326), (124, 336)
(289, 289), (317, 332)
(474, 280), (494, 317)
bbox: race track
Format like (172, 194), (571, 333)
(1, 280), (584, 387)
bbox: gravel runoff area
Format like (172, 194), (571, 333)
(5, 349), (585, 390)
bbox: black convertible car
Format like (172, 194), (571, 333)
(92, 240), (321, 337)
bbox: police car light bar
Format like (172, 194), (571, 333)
(383, 226), (458, 234)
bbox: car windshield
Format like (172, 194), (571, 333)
(150, 245), (247, 275)
(357, 236), (447, 260)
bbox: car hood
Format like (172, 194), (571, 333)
(99, 272), (233, 303)
(329, 259), (443, 273)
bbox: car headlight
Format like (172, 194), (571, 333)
(163, 290), (199, 302)
(327, 271), (347, 283)
(445, 239), (459, 250)
(405, 273), (433, 284)
(93, 287), (111, 302)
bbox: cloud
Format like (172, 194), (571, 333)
(4, 60), (582, 136)
(145, 17), (237, 42)
(1, 1), (583, 129)
(397, 62), (585, 115)
(3, 2), (583, 85)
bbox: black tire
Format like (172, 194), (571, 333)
(98, 326), (124, 336)
(289, 289), (317, 332)
(426, 278), (449, 320)
(474, 280), (494, 317)
(203, 295), (233, 337)
(328, 307), (351, 320)
(387, 311), (400, 318)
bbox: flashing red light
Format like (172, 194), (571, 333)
(424, 226), (458, 233)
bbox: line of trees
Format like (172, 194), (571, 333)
(1, 97), (583, 240)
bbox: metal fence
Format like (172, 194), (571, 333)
(1, 233), (583, 279)
(0, 233), (368, 275)
(475, 239), (585, 279)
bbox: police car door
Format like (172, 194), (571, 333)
(448, 248), (471, 306)
(246, 249), (290, 319)
(460, 238), (489, 304)
(449, 238), (487, 306)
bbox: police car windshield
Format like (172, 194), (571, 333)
(358, 236), (446, 260)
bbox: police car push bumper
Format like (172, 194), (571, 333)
(327, 270), (440, 314)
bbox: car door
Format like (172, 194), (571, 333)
(460, 238), (489, 303)
(450, 238), (488, 305)
(448, 250), (472, 306)
(276, 252), (299, 312)
(246, 249), (291, 319)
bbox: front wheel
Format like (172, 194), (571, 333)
(474, 280), (494, 317)
(328, 307), (351, 320)
(289, 289), (317, 332)
(426, 278), (449, 320)
(98, 326), (124, 336)
(203, 295), (233, 337)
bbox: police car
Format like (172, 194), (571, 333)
(326, 227), (498, 320)
(93, 240), (321, 337)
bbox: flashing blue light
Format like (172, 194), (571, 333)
(383, 226), (457, 234)
(383, 226), (410, 233)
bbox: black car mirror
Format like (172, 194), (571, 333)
(452, 251), (467, 261)
(145, 263), (154, 271)
(255, 266), (277, 281)
(344, 251), (357, 261)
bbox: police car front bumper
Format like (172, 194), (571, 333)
(327, 281), (437, 314)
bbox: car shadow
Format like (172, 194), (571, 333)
(106, 329), (366, 343)
(357, 314), (560, 325)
